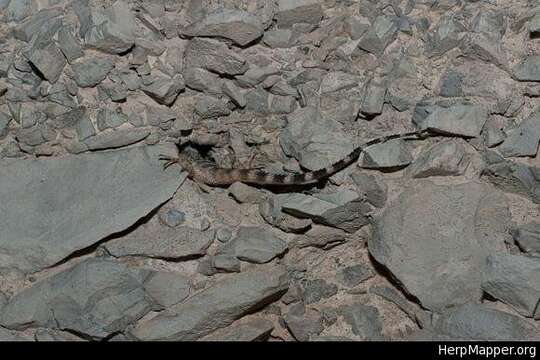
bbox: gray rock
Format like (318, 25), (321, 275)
(228, 182), (267, 204)
(460, 33), (508, 68)
(320, 71), (361, 94)
(180, 8), (264, 46)
(222, 81), (246, 108)
(99, 80), (128, 102)
(217, 226), (288, 264)
(439, 71), (464, 97)
(184, 38), (248, 76)
(103, 226), (213, 259)
(301, 279), (338, 304)
(512, 223), (540, 256)
(25, 42), (66, 83)
(259, 196), (313, 234)
(369, 181), (511, 312)
(482, 253), (540, 318)
(83, 1), (138, 54)
(360, 83), (386, 115)
(414, 100), (488, 138)
(483, 120), (506, 147)
(337, 264), (374, 288)
(513, 55), (540, 81)
(244, 87), (270, 113)
(184, 67), (222, 95)
(263, 29), (293, 48)
(362, 139), (413, 169)
(0, 327), (32, 341)
(472, 9), (506, 40)
(83, 128), (150, 150)
(350, 172), (387, 208)
(370, 286), (426, 327)
(194, 96), (231, 118)
(431, 303), (538, 341)
(141, 75), (184, 106)
(407, 139), (468, 178)
(283, 310), (324, 341)
(143, 271), (191, 309)
(341, 304), (384, 340)
(280, 106), (354, 171)
(358, 15), (398, 56)
(96, 108), (127, 131)
(13, 7), (62, 43)
(34, 328), (86, 341)
(0, 258), (156, 339)
(425, 15), (466, 58)
(130, 264), (289, 341)
(276, 189), (371, 233)
(276, 0), (323, 28)
(71, 57), (115, 87)
(291, 225), (347, 249)
(344, 16), (370, 40)
(5, 0), (37, 22)
(0, 112), (11, 139)
(0, 144), (184, 273)
(57, 25), (84, 63)
(159, 209), (185, 228)
(75, 110), (96, 141)
(498, 111), (540, 157)
(15, 125), (49, 146)
(482, 158), (540, 204)
(236, 64), (281, 88)
(270, 95), (296, 114)
(200, 318), (273, 341)
(212, 254), (241, 273)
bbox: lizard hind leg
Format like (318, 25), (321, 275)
(158, 154), (179, 170)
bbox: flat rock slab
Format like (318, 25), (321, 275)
(369, 180), (511, 312)
(130, 264), (289, 341)
(0, 144), (185, 273)
(0, 258), (155, 339)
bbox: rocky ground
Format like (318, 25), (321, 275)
(0, 0), (539, 342)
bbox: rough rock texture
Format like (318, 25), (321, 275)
(0, 144), (185, 273)
(369, 181), (511, 312)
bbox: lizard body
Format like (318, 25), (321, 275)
(160, 130), (425, 186)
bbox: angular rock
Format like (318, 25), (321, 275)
(358, 15), (398, 56)
(0, 327), (32, 341)
(228, 182), (267, 204)
(0, 112), (11, 139)
(103, 224), (212, 259)
(406, 139), (468, 178)
(512, 223), (540, 256)
(57, 25), (84, 63)
(143, 271), (191, 309)
(180, 8), (264, 46)
(96, 108), (127, 131)
(360, 83), (386, 115)
(276, 189), (371, 233)
(200, 318), (273, 341)
(13, 7), (62, 43)
(216, 226), (287, 264)
(301, 279), (338, 304)
(341, 304), (384, 340)
(25, 42), (66, 83)
(369, 181), (511, 312)
(244, 87), (270, 113)
(513, 55), (540, 81)
(194, 96), (231, 118)
(83, 1), (138, 54)
(130, 264), (289, 341)
(425, 16), (466, 58)
(70, 57), (115, 87)
(141, 75), (184, 106)
(472, 9), (506, 40)
(320, 71), (361, 94)
(283, 308), (324, 341)
(430, 303), (538, 341)
(83, 128), (150, 150)
(498, 110), (540, 157)
(414, 100), (488, 138)
(5, 0), (37, 22)
(263, 29), (293, 48)
(362, 139), (413, 169)
(350, 172), (387, 208)
(0, 144), (184, 273)
(0, 258), (155, 339)
(276, 0), (323, 28)
(337, 264), (374, 288)
(270, 95), (296, 114)
(482, 253), (540, 318)
(280, 106), (354, 171)
(222, 81), (246, 108)
(184, 38), (248, 76)
(184, 67), (222, 95)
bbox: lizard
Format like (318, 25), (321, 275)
(159, 130), (426, 186)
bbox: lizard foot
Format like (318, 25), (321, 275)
(158, 154), (179, 170)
